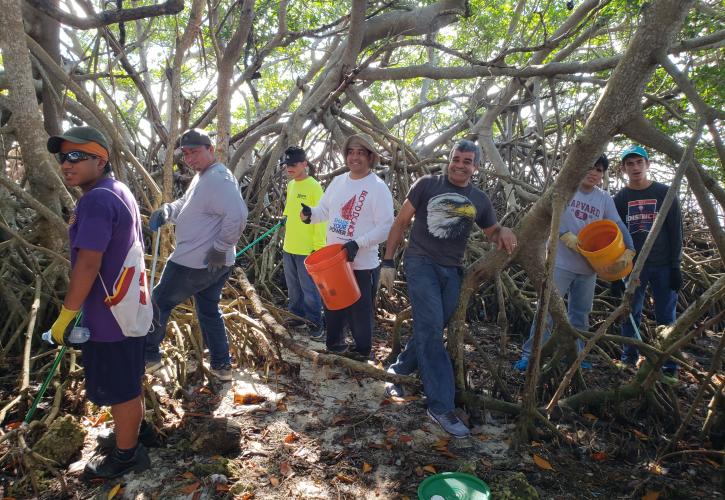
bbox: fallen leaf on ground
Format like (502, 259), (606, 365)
(645, 462), (667, 475)
(422, 465), (437, 474)
(180, 482), (200, 494)
(215, 484), (232, 493)
(631, 429), (649, 440)
(533, 454), (554, 470)
(362, 462), (373, 473)
(234, 392), (267, 405)
(89, 411), (110, 427)
(433, 438), (449, 448)
(331, 414), (346, 425)
(279, 462), (293, 477)
(239, 493), (254, 500)
(181, 471), (197, 480)
(107, 484), (122, 500)
(399, 435), (413, 443)
(335, 473), (355, 483)
(592, 452), (607, 461)
(269, 476), (280, 487)
(642, 491), (661, 500)
(276, 400), (288, 411)
(583, 413), (598, 421)
(283, 432), (298, 444)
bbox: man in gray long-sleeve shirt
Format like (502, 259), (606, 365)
(145, 128), (248, 381)
(515, 154), (634, 371)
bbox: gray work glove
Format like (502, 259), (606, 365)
(150, 203), (172, 232)
(206, 247), (227, 273)
(379, 259), (395, 291)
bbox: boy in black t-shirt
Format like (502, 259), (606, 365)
(614, 145), (682, 376)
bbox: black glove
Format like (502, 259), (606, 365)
(610, 279), (626, 298)
(342, 240), (359, 262)
(300, 203), (311, 224)
(670, 267), (683, 291)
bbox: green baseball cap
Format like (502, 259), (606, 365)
(619, 145), (649, 162)
(47, 126), (110, 154)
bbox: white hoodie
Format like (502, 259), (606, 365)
(310, 172), (393, 270)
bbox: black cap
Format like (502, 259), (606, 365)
(179, 128), (212, 148)
(47, 126), (110, 154)
(279, 146), (307, 166)
(595, 154), (609, 171)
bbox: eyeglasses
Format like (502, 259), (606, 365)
(55, 151), (98, 164)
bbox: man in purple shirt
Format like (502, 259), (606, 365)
(46, 126), (152, 479)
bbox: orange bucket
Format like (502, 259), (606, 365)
(577, 220), (633, 282)
(304, 244), (361, 310)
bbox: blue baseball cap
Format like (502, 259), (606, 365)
(620, 145), (649, 162)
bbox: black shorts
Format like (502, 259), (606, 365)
(81, 337), (145, 406)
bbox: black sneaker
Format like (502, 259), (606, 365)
(96, 421), (162, 452)
(83, 444), (151, 480)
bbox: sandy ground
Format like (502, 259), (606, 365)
(69, 333), (513, 499)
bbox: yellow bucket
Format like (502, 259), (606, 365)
(576, 220), (633, 282)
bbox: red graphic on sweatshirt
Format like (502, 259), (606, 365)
(340, 195), (356, 220)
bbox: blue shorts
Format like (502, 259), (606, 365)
(81, 337), (145, 406)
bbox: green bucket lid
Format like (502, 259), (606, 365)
(417, 472), (491, 500)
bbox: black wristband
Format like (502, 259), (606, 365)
(382, 259), (395, 268)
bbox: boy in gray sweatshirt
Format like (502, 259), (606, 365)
(515, 155), (634, 371)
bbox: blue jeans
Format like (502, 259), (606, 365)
(325, 267), (379, 356)
(521, 267), (596, 359)
(282, 252), (322, 327)
(145, 261), (232, 369)
(621, 264), (677, 371)
(388, 255), (461, 414)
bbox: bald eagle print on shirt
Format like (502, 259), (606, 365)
(426, 193), (477, 240)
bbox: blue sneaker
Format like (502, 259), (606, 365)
(427, 409), (470, 438)
(514, 358), (529, 372)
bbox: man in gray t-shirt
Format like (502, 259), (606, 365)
(380, 139), (516, 438)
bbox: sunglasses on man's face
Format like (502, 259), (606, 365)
(55, 151), (98, 164)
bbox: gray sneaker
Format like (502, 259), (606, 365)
(210, 364), (233, 382)
(309, 325), (325, 342)
(427, 408), (470, 438)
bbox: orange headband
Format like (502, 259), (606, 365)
(60, 141), (109, 161)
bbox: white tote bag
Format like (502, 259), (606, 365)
(95, 188), (153, 337)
